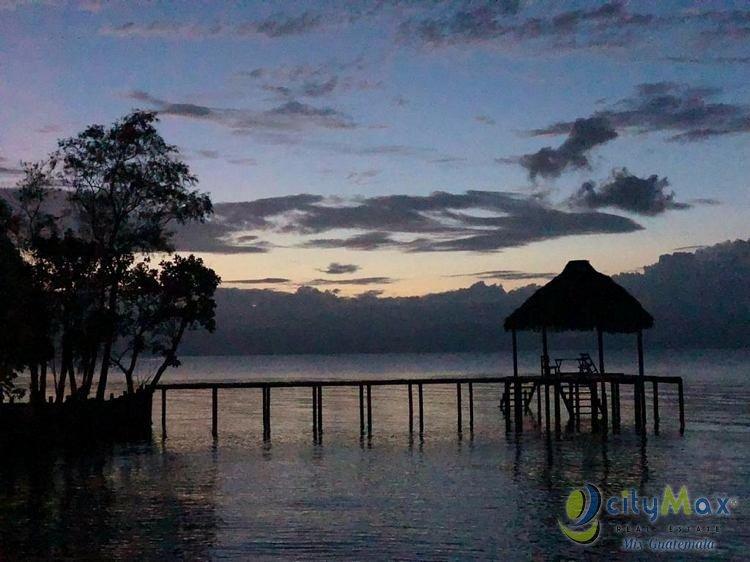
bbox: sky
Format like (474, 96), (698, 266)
(1, 0), (749, 296)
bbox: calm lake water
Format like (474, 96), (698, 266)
(1, 349), (748, 560)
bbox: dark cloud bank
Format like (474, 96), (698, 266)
(515, 116), (618, 179)
(182, 239), (750, 355)
(172, 190), (644, 254)
(569, 168), (688, 216)
(530, 82), (750, 143)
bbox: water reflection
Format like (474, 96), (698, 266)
(0, 444), (220, 559)
(1, 350), (748, 559)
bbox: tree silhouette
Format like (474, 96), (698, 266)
(3, 111), (218, 403)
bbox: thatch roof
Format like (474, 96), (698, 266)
(504, 260), (653, 333)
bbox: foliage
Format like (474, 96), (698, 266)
(1, 111), (219, 403)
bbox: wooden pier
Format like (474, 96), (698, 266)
(155, 372), (684, 441)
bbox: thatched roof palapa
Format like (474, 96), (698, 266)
(504, 260), (653, 334)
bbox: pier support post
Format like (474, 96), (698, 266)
(612, 382), (621, 433)
(408, 384), (413, 434)
(312, 386), (318, 438)
(317, 386), (323, 437)
(456, 383), (463, 434)
(212, 387), (218, 439)
(591, 381), (599, 432)
(503, 381), (511, 433)
(366, 384), (372, 437)
(597, 327), (608, 435)
(634, 381), (642, 434)
(468, 383), (474, 434)
(544, 382), (551, 434)
(265, 387), (271, 441)
(554, 380), (561, 439)
(536, 382), (542, 430)
(636, 330), (646, 434)
(513, 381), (522, 434)
(652, 380), (660, 435)
(677, 379), (685, 435)
(161, 387), (167, 438)
(418, 383), (424, 436)
(359, 385), (364, 436)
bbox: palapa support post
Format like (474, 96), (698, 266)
(652, 380), (660, 435)
(470, 382), (477, 432)
(541, 326), (549, 377)
(212, 387), (218, 439)
(512, 329), (518, 377)
(408, 383), (414, 434)
(544, 381), (551, 434)
(456, 383), (463, 434)
(366, 384), (372, 437)
(359, 385), (364, 436)
(161, 387), (167, 438)
(575, 383), (581, 432)
(418, 383), (424, 436)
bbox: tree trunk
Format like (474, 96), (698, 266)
(150, 320), (187, 389)
(39, 362), (47, 402)
(96, 285), (119, 400)
(124, 347), (140, 394)
(30, 364), (40, 404)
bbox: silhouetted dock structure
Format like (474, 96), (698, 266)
(155, 261), (685, 442)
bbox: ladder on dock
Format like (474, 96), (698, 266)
(500, 378), (607, 432)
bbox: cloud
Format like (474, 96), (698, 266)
(346, 169), (380, 184)
(398, 1), (655, 51)
(356, 289), (384, 298)
(247, 11), (322, 38)
(303, 231), (398, 251)
(307, 276), (395, 286)
(196, 149), (220, 159)
(224, 277), (290, 284)
(171, 223), (272, 254)
(100, 12), (324, 40)
(532, 82), (750, 142)
(475, 115), (496, 125)
(665, 55), (750, 65)
(0, 156), (23, 176)
(430, 156), (468, 165)
(320, 262), (360, 275)
(516, 117), (617, 179)
(227, 157), (258, 166)
(173, 190), (644, 254)
(241, 56), (377, 101)
(569, 169), (690, 215)
(393, 95), (410, 107)
(449, 270), (555, 281)
(125, 90), (356, 132)
(36, 124), (63, 134)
